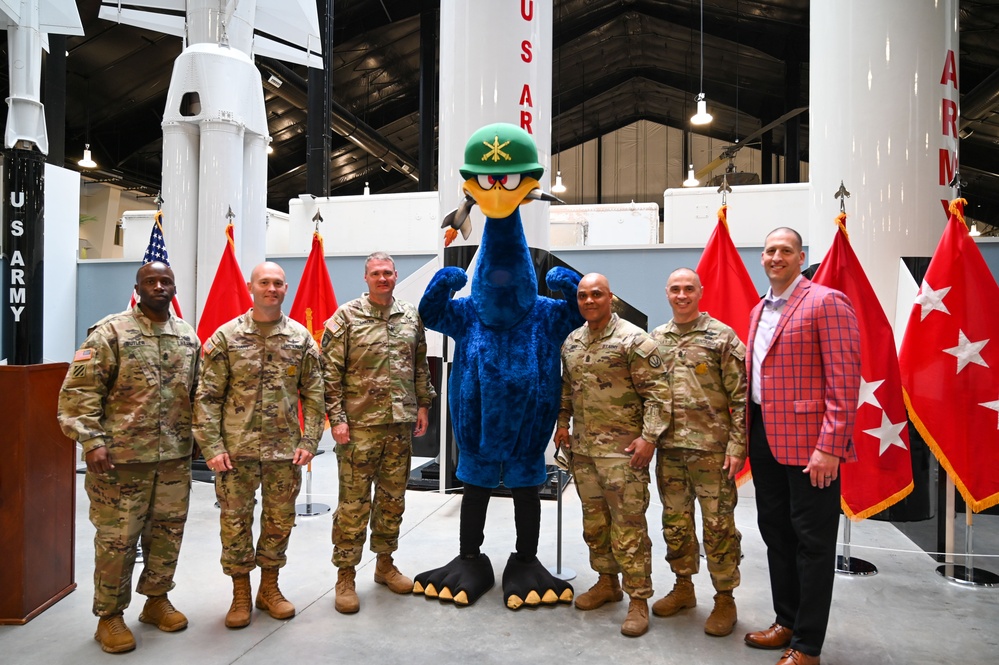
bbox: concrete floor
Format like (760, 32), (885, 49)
(3, 436), (998, 665)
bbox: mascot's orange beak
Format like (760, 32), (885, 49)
(463, 175), (541, 219)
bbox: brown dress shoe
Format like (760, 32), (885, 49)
(775, 648), (820, 665)
(745, 622), (793, 649)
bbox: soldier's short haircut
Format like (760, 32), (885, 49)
(765, 227), (803, 252)
(135, 260), (170, 283)
(365, 251), (396, 273)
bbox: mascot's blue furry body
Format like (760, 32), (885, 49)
(415, 123), (581, 609)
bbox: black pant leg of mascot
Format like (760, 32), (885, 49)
(460, 483), (491, 556)
(512, 486), (540, 560)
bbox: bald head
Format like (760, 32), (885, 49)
(667, 267), (701, 288)
(250, 261), (286, 283)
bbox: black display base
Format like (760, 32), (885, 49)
(836, 555), (878, 576)
(407, 462), (571, 500)
(936, 564), (999, 587)
(407, 459), (450, 491)
(296, 501), (331, 516)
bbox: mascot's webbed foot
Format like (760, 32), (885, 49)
(502, 553), (574, 610)
(413, 554), (495, 606)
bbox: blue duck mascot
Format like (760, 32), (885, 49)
(415, 123), (581, 609)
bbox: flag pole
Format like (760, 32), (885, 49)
(835, 516), (877, 576)
(296, 455), (330, 517)
(546, 457), (575, 581)
(935, 477), (999, 586)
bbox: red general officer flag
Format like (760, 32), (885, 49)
(695, 205), (759, 486)
(812, 213), (913, 520)
(196, 223), (252, 344)
(695, 205), (759, 344)
(899, 199), (999, 512)
(289, 231), (338, 345)
(289, 230), (338, 430)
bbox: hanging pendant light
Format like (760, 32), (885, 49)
(78, 144), (97, 169)
(691, 93), (713, 126)
(690, 0), (713, 126)
(683, 164), (699, 187)
(552, 170), (567, 193)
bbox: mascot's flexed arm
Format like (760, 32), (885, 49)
(416, 124), (582, 609)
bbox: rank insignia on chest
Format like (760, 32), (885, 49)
(695, 362), (708, 375)
(287, 366), (297, 377)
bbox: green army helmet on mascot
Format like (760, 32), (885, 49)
(459, 123), (545, 181)
(442, 122), (561, 245)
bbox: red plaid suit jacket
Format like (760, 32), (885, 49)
(747, 278), (861, 466)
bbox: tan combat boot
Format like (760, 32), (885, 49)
(651, 575), (696, 617)
(94, 614), (136, 653)
(574, 573), (624, 610)
(335, 566), (360, 614)
(374, 553), (414, 594)
(621, 597), (650, 637)
(704, 590), (738, 636)
(225, 573), (253, 629)
(139, 594), (188, 632)
(256, 568), (296, 620)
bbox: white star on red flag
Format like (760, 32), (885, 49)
(942, 330), (989, 373)
(858, 378), (884, 409)
(915, 280), (951, 320)
(979, 398), (999, 429)
(900, 198), (999, 512)
(862, 412), (908, 456)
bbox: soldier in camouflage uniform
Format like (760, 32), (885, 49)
(649, 268), (746, 637)
(193, 262), (325, 629)
(554, 273), (671, 637)
(322, 251), (436, 614)
(58, 261), (199, 653)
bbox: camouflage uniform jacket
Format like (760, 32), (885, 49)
(322, 295), (436, 426)
(58, 305), (200, 463)
(193, 311), (324, 461)
(651, 313), (747, 458)
(558, 313), (671, 458)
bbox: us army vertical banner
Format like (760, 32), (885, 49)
(2, 148), (45, 364)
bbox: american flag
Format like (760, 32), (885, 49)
(142, 210), (171, 264)
(129, 211), (183, 317)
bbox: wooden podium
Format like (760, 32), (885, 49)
(0, 363), (77, 624)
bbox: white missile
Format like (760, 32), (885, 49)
(1, 0), (84, 153)
(98, 0), (322, 326)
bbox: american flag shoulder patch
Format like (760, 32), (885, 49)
(74, 349), (93, 362)
(204, 338), (216, 355)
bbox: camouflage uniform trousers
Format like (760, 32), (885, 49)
(216, 459), (302, 576)
(332, 423), (412, 568)
(571, 452), (653, 599)
(655, 447), (741, 591)
(86, 457), (191, 616)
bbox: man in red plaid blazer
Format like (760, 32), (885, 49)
(743, 227), (860, 665)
